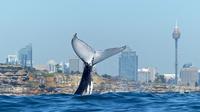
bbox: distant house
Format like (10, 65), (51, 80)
(0, 64), (23, 74)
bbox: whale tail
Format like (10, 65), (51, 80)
(71, 33), (126, 95)
(72, 33), (126, 66)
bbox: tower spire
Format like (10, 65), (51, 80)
(175, 20), (178, 29)
(172, 21), (181, 85)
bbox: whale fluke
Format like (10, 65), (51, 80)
(71, 33), (126, 95)
(72, 33), (95, 65)
(93, 46), (126, 65)
(72, 33), (126, 65)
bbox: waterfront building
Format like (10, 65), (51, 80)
(48, 60), (57, 73)
(69, 58), (80, 73)
(18, 44), (33, 68)
(6, 55), (18, 65)
(180, 64), (199, 87)
(119, 47), (138, 81)
(138, 67), (156, 83)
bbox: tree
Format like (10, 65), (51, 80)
(102, 74), (112, 79)
(55, 64), (62, 73)
(155, 75), (166, 83)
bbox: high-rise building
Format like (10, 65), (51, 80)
(6, 55), (18, 65)
(172, 22), (181, 84)
(69, 58), (80, 73)
(119, 47), (138, 81)
(138, 67), (157, 83)
(180, 64), (199, 87)
(18, 44), (33, 68)
(48, 60), (57, 73)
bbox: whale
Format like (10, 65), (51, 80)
(71, 33), (126, 95)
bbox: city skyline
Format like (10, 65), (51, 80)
(1, 1), (200, 75)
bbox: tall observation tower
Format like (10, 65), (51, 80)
(172, 22), (181, 84)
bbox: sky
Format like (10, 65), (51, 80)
(0, 0), (200, 76)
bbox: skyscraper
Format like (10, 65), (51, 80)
(119, 47), (138, 81)
(172, 22), (181, 84)
(18, 44), (33, 68)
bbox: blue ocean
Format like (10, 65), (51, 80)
(0, 92), (200, 112)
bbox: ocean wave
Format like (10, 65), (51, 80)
(0, 92), (200, 112)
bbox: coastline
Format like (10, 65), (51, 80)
(1, 69), (200, 96)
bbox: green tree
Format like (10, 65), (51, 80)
(155, 75), (166, 83)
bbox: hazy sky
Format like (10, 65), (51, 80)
(0, 0), (200, 75)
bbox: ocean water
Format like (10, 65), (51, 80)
(0, 92), (200, 112)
